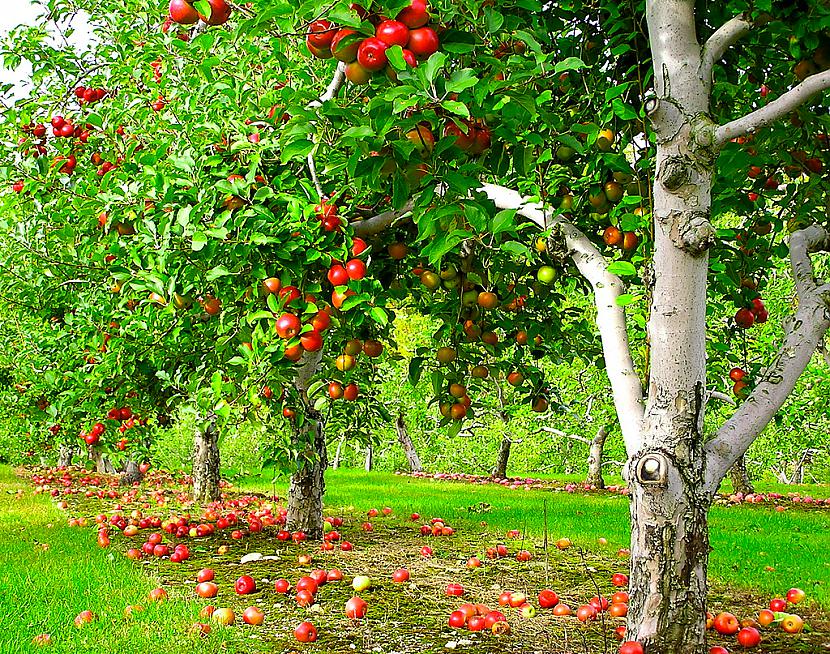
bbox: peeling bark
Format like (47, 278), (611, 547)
(395, 413), (422, 473)
(585, 426), (609, 489)
(192, 420), (221, 504)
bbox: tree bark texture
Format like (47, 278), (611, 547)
(286, 415), (327, 539)
(493, 435), (511, 479)
(192, 420), (221, 504)
(120, 459), (144, 486)
(395, 413), (422, 472)
(585, 426), (609, 489)
(729, 455), (754, 495)
(57, 442), (76, 467)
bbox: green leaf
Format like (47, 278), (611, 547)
(281, 139), (314, 163)
(607, 261), (637, 276)
(206, 265), (231, 281)
(408, 357), (424, 385)
(491, 209), (517, 235)
(369, 306), (388, 325)
(191, 231), (208, 251)
(446, 69), (479, 93)
(554, 57), (586, 74)
(440, 100), (470, 117)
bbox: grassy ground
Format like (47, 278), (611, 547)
(2, 464), (828, 654)
(0, 466), (249, 654)
(241, 469), (830, 608)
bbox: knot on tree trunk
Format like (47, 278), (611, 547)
(659, 155), (691, 191)
(661, 210), (715, 255)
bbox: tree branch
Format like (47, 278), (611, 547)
(306, 63), (347, 200)
(538, 426), (591, 446)
(715, 71), (830, 146)
(478, 183), (645, 454)
(352, 202), (413, 238)
(707, 389), (736, 407)
(699, 14), (753, 83)
(703, 225), (830, 494)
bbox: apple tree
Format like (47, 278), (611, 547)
(3, 0), (830, 652)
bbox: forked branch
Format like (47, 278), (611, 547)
(704, 225), (830, 494)
(479, 184), (645, 453)
(306, 63), (347, 199)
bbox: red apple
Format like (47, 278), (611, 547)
(396, 0), (429, 28)
(713, 612), (740, 635)
(786, 588), (805, 604)
(169, 0), (198, 24)
(538, 590), (559, 608)
(345, 596), (368, 619)
(307, 19), (336, 49)
(407, 27), (439, 59)
(357, 37), (389, 72)
(294, 621), (318, 642)
(375, 20), (410, 48)
(737, 626), (760, 648)
(235, 575), (256, 595)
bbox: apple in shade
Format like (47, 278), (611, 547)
(737, 626), (761, 647)
(345, 596), (368, 619)
(243, 606), (265, 625)
(352, 575), (372, 592)
(392, 568), (410, 582)
(294, 621), (318, 642)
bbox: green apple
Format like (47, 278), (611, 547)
(537, 266), (557, 285)
(520, 604), (537, 618)
(352, 575), (372, 592)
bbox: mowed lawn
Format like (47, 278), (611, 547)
(0, 466), (249, 654)
(241, 469), (830, 608)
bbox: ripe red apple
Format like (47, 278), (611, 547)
(169, 0), (198, 24)
(786, 588), (805, 604)
(74, 610), (96, 628)
(737, 626), (761, 648)
(274, 578), (290, 593)
(242, 606), (264, 626)
(346, 258), (367, 280)
(407, 27), (439, 58)
(357, 37), (389, 71)
(197, 568), (215, 583)
(198, 0), (232, 25)
(612, 573), (629, 587)
(769, 598), (787, 612)
(396, 0), (429, 28)
(307, 19), (336, 49)
(448, 610), (466, 628)
(235, 575), (256, 595)
(375, 20), (410, 47)
(576, 604), (598, 622)
(735, 308), (755, 329)
(713, 612), (740, 635)
(446, 583), (464, 597)
(148, 588), (168, 602)
(328, 264), (349, 286)
(709, 648), (729, 654)
(276, 313), (301, 339)
(300, 329), (323, 352)
(538, 590), (559, 608)
(294, 621), (318, 642)
(619, 643), (644, 654)
(196, 582), (218, 598)
(392, 568), (410, 582)
(345, 596), (368, 619)
(420, 545), (433, 557)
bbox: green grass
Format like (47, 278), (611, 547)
(240, 469), (830, 608)
(0, 466), (246, 654)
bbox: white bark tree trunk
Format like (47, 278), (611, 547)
(57, 442), (76, 467)
(364, 444), (373, 471)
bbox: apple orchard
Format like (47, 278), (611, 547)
(1, 1), (830, 653)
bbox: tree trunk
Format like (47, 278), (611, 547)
(395, 413), (422, 472)
(120, 459), (144, 486)
(364, 444), (373, 471)
(729, 455), (754, 495)
(332, 433), (346, 469)
(493, 435), (511, 479)
(585, 425), (609, 489)
(286, 415), (326, 539)
(629, 472), (711, 654)
(57, 442), (75, 467)
(192, 420), (221, 504)
(90, 447), (116, 474)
